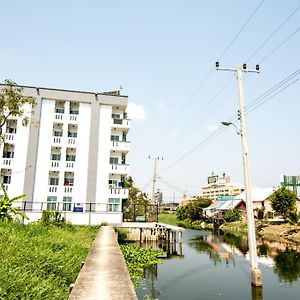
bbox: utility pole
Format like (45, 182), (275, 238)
(148, 156), (163, 205)
(216, 62), (262, 287)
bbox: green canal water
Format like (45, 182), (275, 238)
(135, 229), (300, 300)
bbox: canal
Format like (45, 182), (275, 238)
(135, 229), (300, 300)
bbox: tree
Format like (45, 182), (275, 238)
(0, 79), (36, 141)
(0, 183), (28, 222)
(123, 176), (151, 221)
(181, 196), (212, 222)
(270, 186), (297, 219)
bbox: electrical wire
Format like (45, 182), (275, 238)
(158, 0), (265, 139)
(246, 4), (300, 63)
(259, 27), (300, 64)
(160, 69), (300, 172)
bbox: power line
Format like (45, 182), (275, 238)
(259, 27), (300, 63)
(246, 4), (300, 63)
(162, 76), (235, 155)
(165, 3), (299, 154)
(158, 0), (265, 140)
(161, 69), (300, 172)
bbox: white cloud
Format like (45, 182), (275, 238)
(207, 125), (218, 132)
(126, 102), (145, 120)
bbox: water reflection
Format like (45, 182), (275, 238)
(135, 230), (300, 300)
(274, 249), (300, 283)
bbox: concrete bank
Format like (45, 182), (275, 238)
(69, 226), (137, 300)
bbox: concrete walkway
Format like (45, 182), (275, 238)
(69, 226), (137, 300)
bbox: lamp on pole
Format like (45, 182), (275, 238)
(217, 62), (262, 287)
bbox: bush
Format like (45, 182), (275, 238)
(116, 228), (128, 243)
(223, 209), (242, 222)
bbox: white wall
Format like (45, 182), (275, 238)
(24, 212), (123, 225)
(73, 102), (91, 204)
(96, 105), (112, 204)
(33, 99), (54, 209)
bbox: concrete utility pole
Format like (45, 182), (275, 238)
(148, 156), (163, 205)
(216, 62), (262, 287)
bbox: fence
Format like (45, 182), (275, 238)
(122, 203), (159, 222)
(12, 201), (118, 213)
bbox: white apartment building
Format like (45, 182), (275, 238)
(0, 84), (130, 225)
(202, 173), (244, 200)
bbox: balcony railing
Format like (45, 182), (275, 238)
(50, 160), (60, 168)
(49, 185), (58, 193)
(66, 162), (74, 168)
(112, 118), (131, 129)
(111, 141), (130, 152)
(108, 188), (129, 198)
(54, 113), (63, 120)
(110, 164), (129, 174)
(2, 158), (12, 166)
(5, 133), (15, 141)
(12, 201), (127, 214)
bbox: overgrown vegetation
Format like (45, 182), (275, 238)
(223, 209), (242, 222)
(0, 222), (98, 299)
(0, 182), (28, 222)
(123, 176), (155, 221)
(120, 245), (164, 280)
(176, 197), (212, 223)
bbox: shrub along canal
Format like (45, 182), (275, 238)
(135, 229), (300, 300)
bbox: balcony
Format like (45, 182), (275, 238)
(111, 141), (130, 152)
(48, 185), (58, 193)
(54, 113), (64, 121)
(5, 133), (15, 142)
(2, 158), (12, 166)
(50, 160), (60, 168)
(111, 118), (131, 130)
(110, 164), (129, 175)
(108, 188), (129, 198)
(66, 161), (74, 169)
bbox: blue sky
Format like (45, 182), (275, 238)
(1, 1), (299, 202)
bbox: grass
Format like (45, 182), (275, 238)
(158, 213), (178, 226)
(0, 222), (99, 300)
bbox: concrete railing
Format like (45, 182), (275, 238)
(69, 226), (137, 300)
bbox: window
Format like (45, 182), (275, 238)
(110, 157), (118, 164)
(63, 197), (72, 211)
(51, 153), (61, 161)
(112, 113), (120, 119)
(70, 109), (79, 115)
(47, 196), (57, 211)
(49, 177), (59, 186)
(111, 135), (119, 141)
(64, 178), (74, 186)
(55, 108), (64, 114)
(3, 175), (11, 184)
(53, 130), (63, 137)
(108, 198), (120, 212)
(7, 127), (17, 134)
(3, 151), (14, 159)
(68, 131), (77, 138)
(108, 180), (118, 188)
(66, 155), (76, 161)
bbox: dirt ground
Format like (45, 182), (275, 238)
(258, 223), (300, 244)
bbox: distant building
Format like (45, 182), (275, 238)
(202, 172), (244, 200)
(204, 187), (274, 217)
